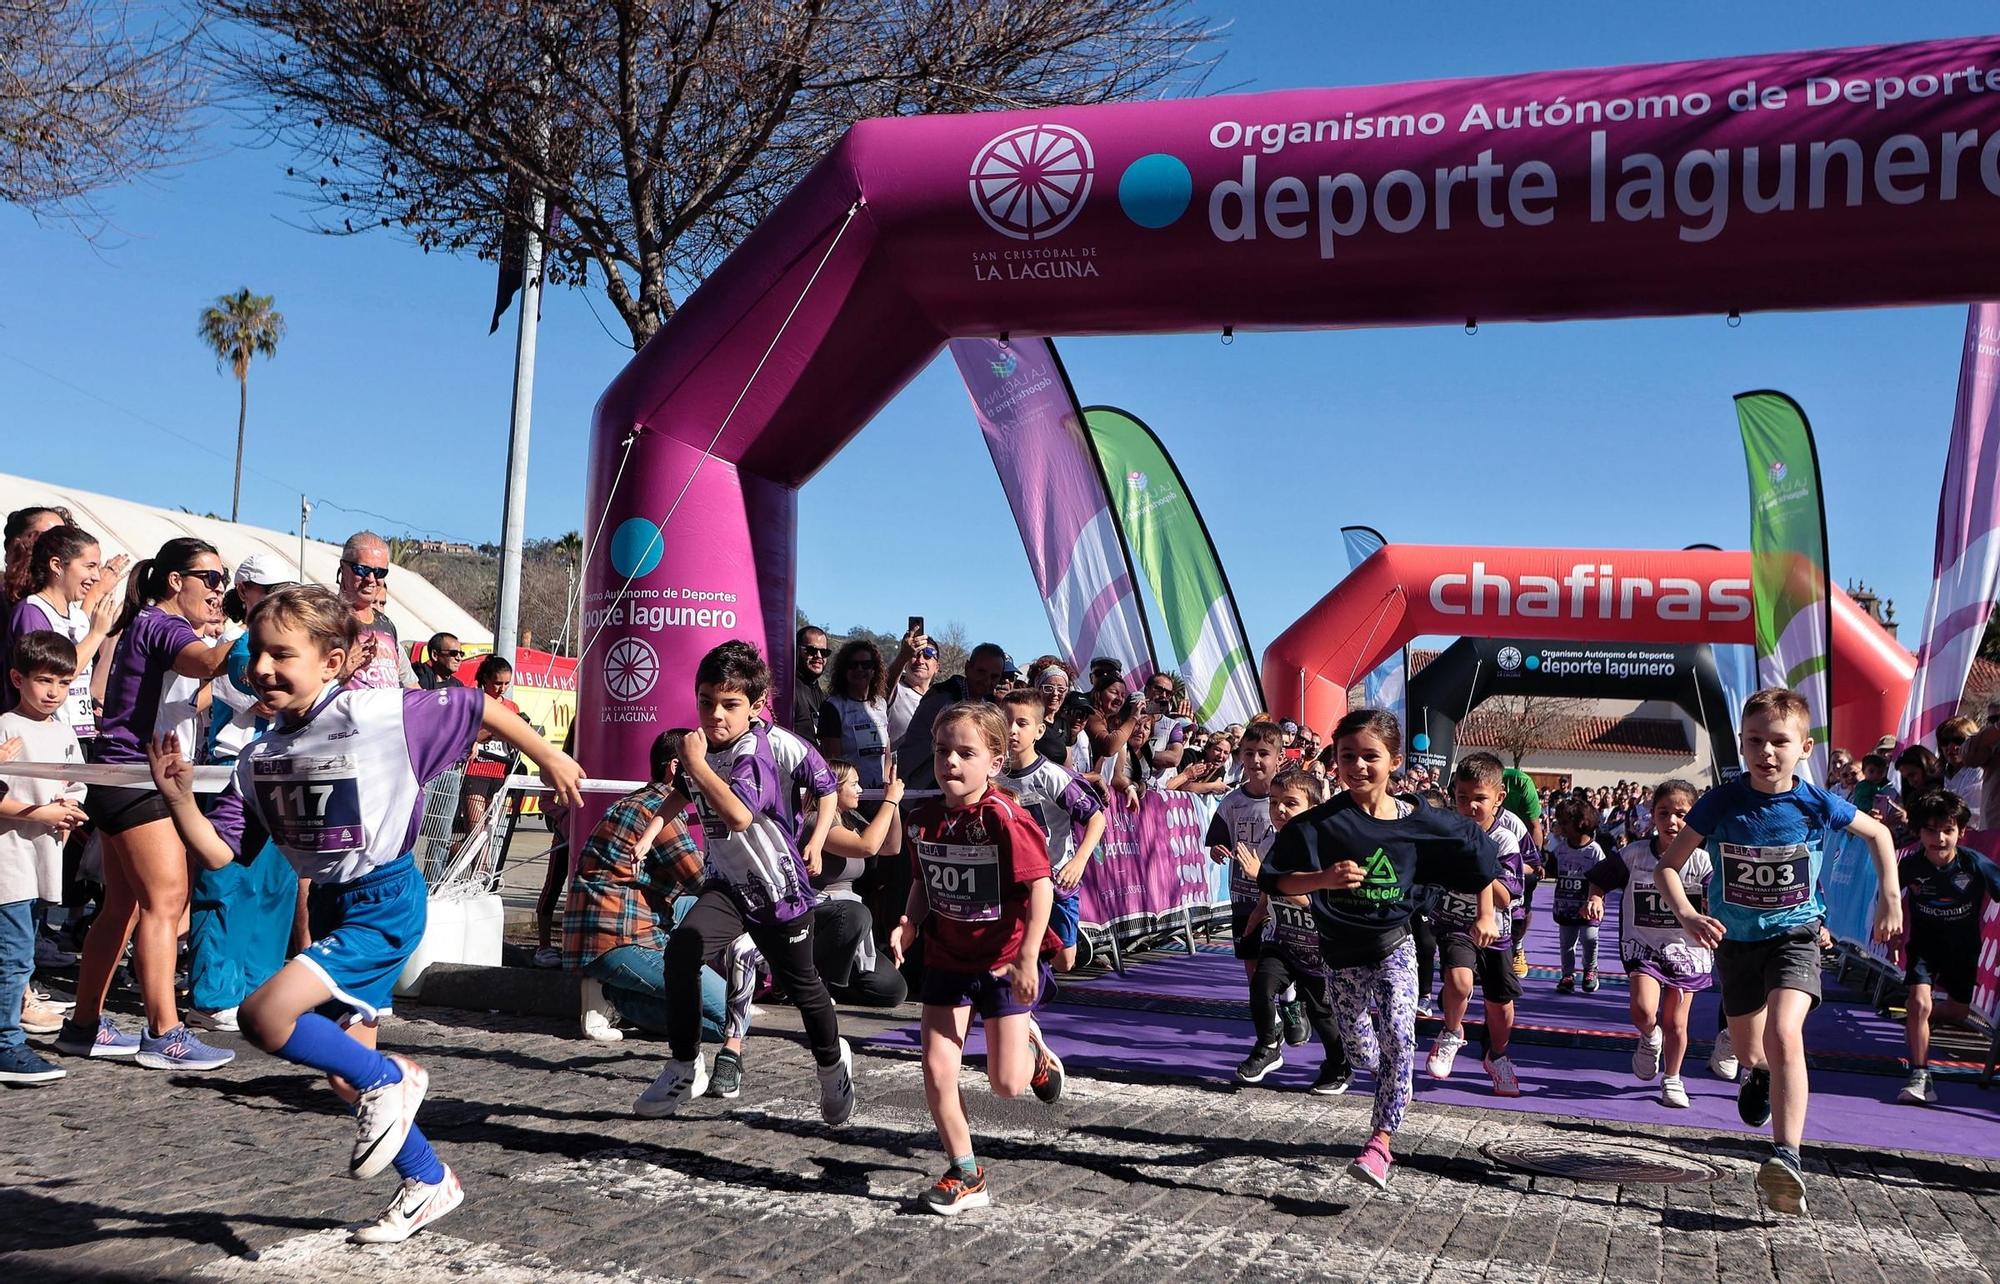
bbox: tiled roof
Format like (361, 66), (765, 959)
(1456, 713), (1693, 757)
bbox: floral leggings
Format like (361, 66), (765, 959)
(1327, 936), (1417, 1136)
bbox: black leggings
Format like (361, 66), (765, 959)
(1250, 951), (1346, 1068)
(813, 897), (908, 1007)
(1411, 911), (1438, 999)
(667, 886), (841, 1066)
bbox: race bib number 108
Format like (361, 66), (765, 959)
(1718, 842), (1812, 911)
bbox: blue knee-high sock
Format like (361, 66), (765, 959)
(275, 1012), (401, 1093)
(391, 1124), (446, 1184)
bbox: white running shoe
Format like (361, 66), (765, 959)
(579, 976), (624, 1043)
(1632, 1027), (1663, 1082)
(1482, 1051), (1522, 1098)
(1708, 1028), (1739, 1082)
(352, 1055), (429, 1180)
(1897, 1068), (1937, 1106)
(1425, 1028), (1467, 1080)
(816, 1038), (855, 1126)
(1660, 1074), (1690, 1108)
(351, 1165), (465, 1244)
(634, 1055), (708, 1118)
(188, 1005), (240, 1033)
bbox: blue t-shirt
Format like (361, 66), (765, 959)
(1685, 775), (1857, 940)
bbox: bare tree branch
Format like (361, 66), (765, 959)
(1471, 694), (1600, 769)
(204, 0), (1223, 347)
(0, 0), (205, 237)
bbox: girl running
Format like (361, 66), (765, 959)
(1584, 779), (1714, 1108)
(892, 702), (1059, 1214)
(59, 537), (240, 1069)
(1260, 708), (1500, 1189)
(147, 585), (583, 1244)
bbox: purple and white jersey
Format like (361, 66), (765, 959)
(1206, 784), (1276, 917)
(95, 605), (207, 764)
(696, 724), (816, 925)
(7, 594), (98, 738)
(216, 683), (481, 884)
(1432, 815), (1520, 947)
(1490, 807), (1534, 926)
(1591, 838), (1715, 986)
(998, 755), (1103, 900)
(763, 721), (839, 831)
(1548, 834), (1607, 925)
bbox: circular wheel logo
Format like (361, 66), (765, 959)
(969, 125), (1094, 241)
(604, 637), (659, 703)
(1497, 646), (1523, 672)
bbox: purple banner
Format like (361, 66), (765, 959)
(1076, 790), (1222, 938)
(949, 337), (1153, 674)
(1900, 303), (2000, 749)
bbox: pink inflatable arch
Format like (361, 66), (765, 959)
(1260, 544), (1915, 749)
(583, 34), (2000, 777)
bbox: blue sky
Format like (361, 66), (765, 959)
(3, 2), (1988, 662)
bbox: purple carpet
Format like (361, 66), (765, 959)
(865, 1003), (2000, 1160)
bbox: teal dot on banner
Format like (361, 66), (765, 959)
(609, 518), (663, 579)
(1525, 654), (1541, 670)
(1118, 153), (1193, 229)
(1411, 733), (1431, 752)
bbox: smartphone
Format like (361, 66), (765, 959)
(908, 615), (924, 637)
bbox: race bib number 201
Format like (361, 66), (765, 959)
(918, 840), (1003, 922)
(1719, 842), (1812, 911)
(253, 753), (363, 854)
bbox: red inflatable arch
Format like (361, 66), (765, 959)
(1263, 545), (1914, 749)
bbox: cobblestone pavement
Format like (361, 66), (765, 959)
(4, 998), (1997, 1284)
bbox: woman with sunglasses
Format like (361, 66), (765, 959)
(59, 537), (238, 1070)
(1026, 657), (1087, 771)
(816, 640), (890, 789)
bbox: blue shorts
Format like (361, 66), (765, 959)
(1049, 893), (1081, 949)
(920, 962), (1052, 1019)
(299, 855), (426, 1023)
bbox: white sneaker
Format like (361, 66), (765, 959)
(351, 1055), (429, 1180)
(350, 1166), (464, 1244)
(188, 1006), (240, 1033)
(1660, 1074), (1690, 1108)
(634, 1055), (708, 1118)
(532, 946), (562, 969)
(816, 1038), (855, 1126)
(1425, 1028), (1467, 1080)
(1632, 1028), (1663, 1082)
(1897, 1068), (1937, 1106)
(579, 976), (623, 1043)
(1482, 1051), (1522, 1098)
(1708, 1028), (1739, 1082)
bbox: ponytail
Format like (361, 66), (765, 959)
(115, 536), (218, 634)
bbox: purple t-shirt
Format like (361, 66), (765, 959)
(212, 684), (483, 883)
(692, 724), (816, 924)
(94, 606), (202, 764)
(5, 594), (99, 736)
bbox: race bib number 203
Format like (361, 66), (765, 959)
(1718, 842), (1812, 912)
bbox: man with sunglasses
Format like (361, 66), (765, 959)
(886, 624), (940, 751)
(338, 532), (418, 689)
(414, 633), (466, 691)
(793, 625), (830, 737)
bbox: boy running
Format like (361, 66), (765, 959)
(996, 690), (1105, 974)
(1208, 720), (1306, 1045)
(1653, 688), (1902, 1214)
(1427, 753), (1525, 1096)
(1893, 790), (2000, 1105)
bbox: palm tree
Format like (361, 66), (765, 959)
(554, 530), (582, 654)
(197, 289), (285, 522)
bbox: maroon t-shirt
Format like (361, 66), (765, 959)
(906, 789), (1057, 972)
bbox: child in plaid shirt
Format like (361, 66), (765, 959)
(565, 729), (763, 1095)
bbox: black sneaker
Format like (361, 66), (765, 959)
(1309, 1060), (1352, 1096)
(1581, 971), (1600, 993)
(1026, 1020), (1064, 1105)
(1555, 975), (1576, 995)
(1738, 1066), (1772, 1128)
(1279, 1000), (1310, 1047)
(918, 1166), (989, 1216)
(1234, 1043), (1284, 1085)
(707, 1049), (744, 1100)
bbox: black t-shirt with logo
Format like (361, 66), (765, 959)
(1898, 848), (2000, 959)
(1261, 793), (1500, 971)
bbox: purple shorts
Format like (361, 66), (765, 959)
(920, 962), (1053, 1019)
(1625, 955), (1714, 992)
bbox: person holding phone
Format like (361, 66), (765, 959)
(885, 620), (938, 751)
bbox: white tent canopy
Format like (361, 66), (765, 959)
(1, 470), (491, 646)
